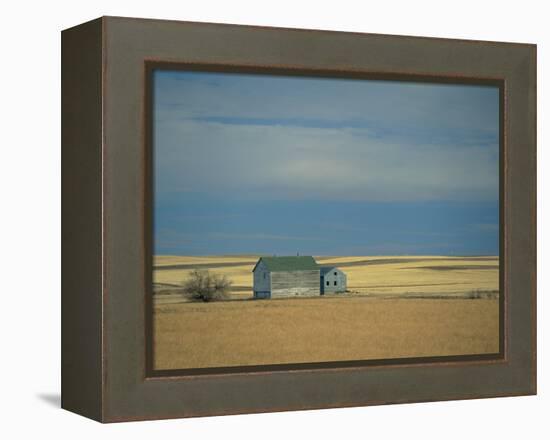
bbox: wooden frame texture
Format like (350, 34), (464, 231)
(62, 16), (536, 422)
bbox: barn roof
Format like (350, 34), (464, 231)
(253, 256), (319, 272)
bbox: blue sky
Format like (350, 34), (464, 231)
(153, 70), (500, 256)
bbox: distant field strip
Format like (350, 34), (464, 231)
(153, 255), (499, 301)
(401, 265), (499, 271)
(317, 257), (498, 268)
(154, 261), (257, 271)
(153, 256), (497, 271)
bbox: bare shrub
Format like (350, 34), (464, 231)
(182, 269), (232, 302)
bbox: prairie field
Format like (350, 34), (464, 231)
(153, 254), (499, 301)
(154, 297), (499, 370)
(153, 255), (500, 370)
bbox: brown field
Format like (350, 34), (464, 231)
(153, 255), (500, 370)
(154, 297), (499, 370)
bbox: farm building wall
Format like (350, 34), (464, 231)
(253, 260), (271, 298)
(271, 270), (320, 298)
(321, 268), (347, 294)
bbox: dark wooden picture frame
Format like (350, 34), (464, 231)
(62, 16), (536, 422)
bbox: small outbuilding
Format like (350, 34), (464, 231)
(252, 256), (321, 299)
(320, 266), (347, 294)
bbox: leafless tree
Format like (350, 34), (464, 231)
(182, 269), (232, 302)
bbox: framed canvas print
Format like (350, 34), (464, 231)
(61, 16), (536, 422)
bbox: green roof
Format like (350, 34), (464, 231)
(254, 256), (319, 272)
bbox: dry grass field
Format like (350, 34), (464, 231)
(154, 297), (499, 369)
(153, 255), (499, 301)
(153, 255), (500, 370)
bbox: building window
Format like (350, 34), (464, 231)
(334, 272), (337, 276)
(334, 281), (337, 286)
(326, 281), (329, 286)
(263, 272), (266, 280)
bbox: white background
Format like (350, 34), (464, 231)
(0, 0), (547, 437)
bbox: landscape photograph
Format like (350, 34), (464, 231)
(151, 69), (501, 371)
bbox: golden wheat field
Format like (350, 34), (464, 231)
(154, 297), (499, 370)
(152, 255), (500, 370)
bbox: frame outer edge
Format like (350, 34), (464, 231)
(530, 43), (537, 396)
(61, 17), (104, 422)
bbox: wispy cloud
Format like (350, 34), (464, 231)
(155, 119), (498, 202)
(155, 70), (499, 139)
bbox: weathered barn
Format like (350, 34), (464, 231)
(252, 256), (321, 299)
(320, 266), (347, 294)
